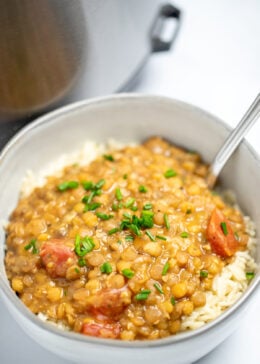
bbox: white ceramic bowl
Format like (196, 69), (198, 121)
(0, 94), (259, 364)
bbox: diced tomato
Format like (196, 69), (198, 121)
(82, 321), (121, 339)
(40, 239), (76, 277)
(86, 288), (129, 320)
(206, 208), (238, 257)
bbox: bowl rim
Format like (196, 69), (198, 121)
(0, 93), (259, 348)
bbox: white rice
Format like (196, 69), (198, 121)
(18, 141), (258, 332)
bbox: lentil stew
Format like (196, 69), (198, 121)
(5, 137), (254, 340)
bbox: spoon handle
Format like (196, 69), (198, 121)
(207, 93), (260, 189)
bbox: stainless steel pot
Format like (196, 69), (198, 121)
(0, 0), (181, 122)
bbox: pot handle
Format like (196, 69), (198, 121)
(151, 3), (182, 52)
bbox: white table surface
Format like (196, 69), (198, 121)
(1, 0), (259, 363)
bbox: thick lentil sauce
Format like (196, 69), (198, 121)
(5, 137), (249, 340)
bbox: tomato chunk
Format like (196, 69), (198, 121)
(86, 288), (130, 320)
(206, 208), (238, 257)
(82, 321), (120, 339)
(40, 239), (76, 277)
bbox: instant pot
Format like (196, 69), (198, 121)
(0, 0), (181, 148)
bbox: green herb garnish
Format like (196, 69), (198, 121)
(74, 235), (95, 257)
(140, 210), (154, 228)
(143, 203), (152, 210)
(135, 289), (151, 301)
(83, 202), (101, 212)
(180, 232), (189, 238)
(100, 262), (112, 274)
(58, 181), (79, 191)
(145, 230), (156, 241)
(220, 222), (228, 236)
(154, 283), (164, 294)
(123, 174), (128, 179)
(139, 185), (148, 193)
(78, 257), (86, 267)
(115, 187), (123, 201)
(75, 267), (80, 274)
(125, 198), (135, 208)
(103, 154), (114, 162)
(164, 213), (170, 230)
(122, 269), (135, 279)
(171, 296), (176, 305)
(234, 232), (240, 241)
(95, 179), (105, 189)
(186, 209), (192, 214)
(246, 272), (255, 280)
(164, 169), (177, 178)
(96, 212), (113, 220)
(125, 235), (134, 242)
(162, 261), (170, 276)
(200, 270), (209, 278)
(108, 227), (120, 235)
(156, 235), (167, 241)
(82, 181), (94, 191)
(131, 205), (138, 212)
(24, 239), (38, 254)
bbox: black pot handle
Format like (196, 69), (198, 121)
(151, 3), (182, 53)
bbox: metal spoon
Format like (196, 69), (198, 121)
(207, 93), (260, 189)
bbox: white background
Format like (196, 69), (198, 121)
(0, 0), (259, 363)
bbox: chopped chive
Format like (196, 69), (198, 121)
(200, 270), (208, 278)
(164, 169), (177, 178)
(143, 203), (152, 210)
(123, 174), (128, 179)
(125, 198), (135, 208)
(82, 191), (95, 204)
(95, 189), (102, 196)
(123, 212), (132, 219)
(246, 272), (255, 280)
(78, 257), (86, 267)
(108, 227), (120, 235)
(129, 224), (141, 236)
(140, 210), (154, 228)
(75, 267), (80, 274)
(100, 262), (112, 274)
(139, 185), (148, 193)
(145, 230), (156, 242)
(171, 296), (176, 305)
(95, 179), (105, 189)
(115, 187), (123, 201)
(186, 209), (192, 214)
(24, 239), (38, 254)
(122, 269), (135, 279)
(162, 261), (170, 276)
(164, 213), (170, 230)
(234, 232), (240, 241)
(180, 232), (189, 238)
(156, 235), (167, 241)
(154, 282), (164, 294)
(135, 289), (151, 301)
(57, 181), (79, 191)
(74, 235), (95, 257)
(112, 202), (119, 211)
(103, 154), (114, 162)
(83, 202), (102, 212)
(96, 212), (113, 220)
(125, 235), (134, 242)
(82, 181), (94, 191)
(131, 205), (138, 212)
(220, 222), (228, 236)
